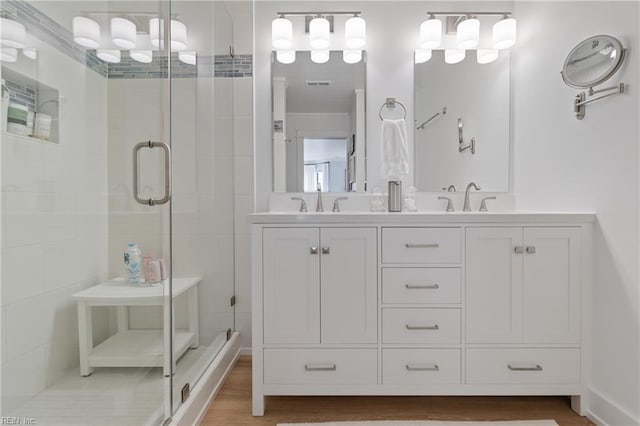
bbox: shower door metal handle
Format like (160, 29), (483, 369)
(133, 141), (172, 206)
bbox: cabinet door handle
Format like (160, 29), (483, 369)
(514, 246), (524, 254)
(321, 247), (330, 254)
(405, 284), (440, 289)
(405, 243), (440, 249)
(507, 363), (543, 371)
(526, 246), (536, 254)
(406, 363), (439, 371)
(304, 363), (336, 372)
(310, 246), (318, 254)
(405, 323), (439, 330)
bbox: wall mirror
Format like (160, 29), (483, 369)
(271, 50), (366, 193)
(561, 35), (626, 88)
(414, 50), (510, 192)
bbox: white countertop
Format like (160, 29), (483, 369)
(248, 211), (596, 224)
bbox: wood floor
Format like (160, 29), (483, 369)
(201, 356), (593, 426)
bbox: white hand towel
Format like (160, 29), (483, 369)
(380, 118), (409, 179)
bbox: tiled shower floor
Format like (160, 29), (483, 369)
(8, 335), (226, 425)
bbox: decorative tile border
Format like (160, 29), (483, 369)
(1, 0), (252, 80)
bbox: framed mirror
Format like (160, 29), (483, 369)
(271, 50), (366, 193)
(561, 35), (626, 88)
(414, 50), (510, 192)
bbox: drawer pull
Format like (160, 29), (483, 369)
(405, 243), (440, 249)
(514, 246), (524, 254)
(507, 363), (543, 372)
(304, 363), (337, 372)
(310, 246), (318, 254)
(526, 246), (536, 254)
(405, 284), (440, 289)
(406, 363), (439, 371)
(405, 323), (439, 330)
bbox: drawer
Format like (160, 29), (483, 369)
(383, 308), (461, 344)
(382, 268), (461, 304)
(263, 349), (377, 385)
(383, 349), (461, 384)
(382, 228), (461, 264)
(466, 348), (581, 384)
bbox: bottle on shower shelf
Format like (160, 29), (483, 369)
(124, 243), (142, 284)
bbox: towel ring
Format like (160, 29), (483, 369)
(379, 97), (407, 121)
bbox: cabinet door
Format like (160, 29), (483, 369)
(523, 227), (581, 343)
(466, 228), (523, 343)
(321, 228), (378, 344)
(263, 228), (320, 344)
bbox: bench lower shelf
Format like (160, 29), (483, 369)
(88, 329), (195, 368)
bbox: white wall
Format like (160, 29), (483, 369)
(512, 2), (639, 424)
(1, 37), (109, 412)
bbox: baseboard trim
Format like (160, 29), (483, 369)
(586, 387), (639, 426)
(170, 332), (241, 426)
(239, 347), (252, 356)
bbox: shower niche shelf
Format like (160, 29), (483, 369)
(2, 66), (59, 144)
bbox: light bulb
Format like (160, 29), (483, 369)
(276, 50), (296, 64)
(420, 16), (441, 49)
(111, 17), (136, 49)
(493, 17), (516, 49)
(345, 16), (366, 49)
(477, 49), (499, 64)
(178, 50), (196, 65)
(0, 18), (26, 48)
(272, 17), (293, 50)
(444, 49), (465, 64)
(72, 16), (100, 49)
(456, 17), (479, 49)
(0, 47), (18, 62)
(22, 47), (37, 60)
(130, 50), (153, 63)
(310, 50), (330, 64)
(343, 49), (362, 64)
(96, 49), (121, 63)
(170, 20), (187, 51)
(309, 17), (330, 50)
(414, 48), (432, 64)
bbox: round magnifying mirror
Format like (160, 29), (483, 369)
(561, 35), (626, 88)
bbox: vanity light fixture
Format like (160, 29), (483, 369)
(420, 12), (516, 63)
(492, 15), (517, 49)
(345, 15), (366, 49)
(276, 50), (296, 64)
(72, 16), (101, 49)
(456, 16), (480, 49)
(309, 16), (330, 50)
(310, 49), (330, 64)
(272, 11), (365, 64)
(130, 34), (153, 63)
(149, 18), (188, 51)
(476, 48), (498, 64)
(414, 48), (432, 64)
(96, 49), (121, 63)
(0, 47), (18, 62)
(343, 49), (362, 64)
(178, 50), (196, 65)
(420, 14), (442, 49)
(0, 17), (26, 48)
(272, 16), (293, 50)
(111, 17), (136, 49)
(22, 47), (37, 59)
(445, 48), (465, 64)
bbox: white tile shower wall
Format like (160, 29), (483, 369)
(512, 2), (639, 424)
(1, 38), (109, 412)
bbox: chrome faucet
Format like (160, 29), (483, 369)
(332, 197), (348, 212)
(463, 182), (481, 212)
(315, 185), (324, 212)
(442, 184), (457, 192)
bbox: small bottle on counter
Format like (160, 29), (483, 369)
(124, 243), (142, 284)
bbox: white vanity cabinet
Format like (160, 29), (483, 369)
(466, 227), (581, 344)
(251, 213), (593, 417)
